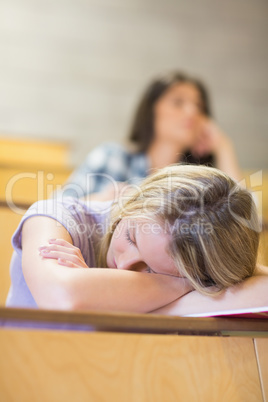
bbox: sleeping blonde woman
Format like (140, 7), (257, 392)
(6, 165), (268, 319)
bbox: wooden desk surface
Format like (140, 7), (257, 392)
(1, 307), (268, 337)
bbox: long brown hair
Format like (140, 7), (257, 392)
(128, 71), (212, 154)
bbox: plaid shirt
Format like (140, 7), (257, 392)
(58, 142), (149, 198)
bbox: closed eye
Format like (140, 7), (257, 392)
(145, 266), (152, 273)
(125, 229), (135, 246)
(145, 266), (159, 274)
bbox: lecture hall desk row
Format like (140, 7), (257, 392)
(0, 307), (268, 402)
(0, 137), (71, 304)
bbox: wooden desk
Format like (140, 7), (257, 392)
(0, 308), (267, 402)
(1, 307), (268, 336)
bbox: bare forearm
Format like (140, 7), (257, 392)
(60, 269), (192, 313)
(215, 138), (242, 182)
(21, 216), (192, 313)
(23, 259), (192, 313)
(149, 275), (268, 316)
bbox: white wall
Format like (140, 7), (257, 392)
(0, 0), (267, 169)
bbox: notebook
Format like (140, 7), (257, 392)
(185, 306), (268, 318)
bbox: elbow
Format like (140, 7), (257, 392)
(35, 293), (75, 311)
(34, 288), (76, 311)
(27, 272), (78, 312)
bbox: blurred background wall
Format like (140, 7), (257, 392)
(0, 0), (267, 169)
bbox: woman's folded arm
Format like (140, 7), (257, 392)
(21, 216), (192, 313)
(149, 272), (268, 316)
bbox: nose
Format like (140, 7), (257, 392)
(184, 102), (199, 118)
(116, 249), (146, 272)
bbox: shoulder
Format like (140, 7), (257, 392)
(12, 198), (113, 267)
(22, 197), (112, 227)
(11, 198), (92, 251)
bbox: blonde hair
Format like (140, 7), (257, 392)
(98, 165), (260, 296)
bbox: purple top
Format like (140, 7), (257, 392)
(4, 198), (112, 330)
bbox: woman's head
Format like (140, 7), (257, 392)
(129, 72), (211, 152)
(99, 165), (260, 296)
(106, 216), (179, 277)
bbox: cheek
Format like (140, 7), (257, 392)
(106, 234), (121, 267)
(111, 224), (125, 252)
(109, 233), (119, 255)
(156, 101), (181, 120)
(154, 107), (182, 136)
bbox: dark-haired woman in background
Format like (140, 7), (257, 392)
(58, 72), (241, 199)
